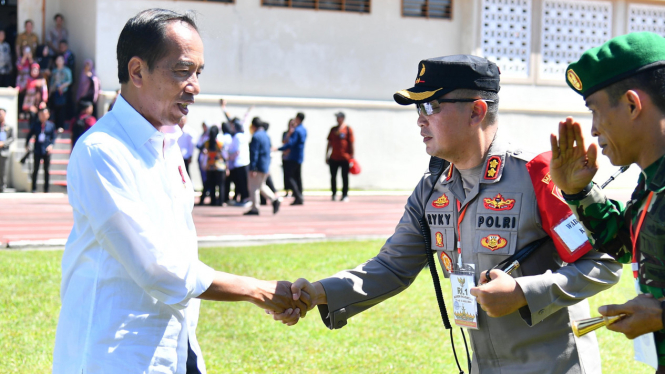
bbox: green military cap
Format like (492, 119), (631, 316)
(566, 32), (665, 98)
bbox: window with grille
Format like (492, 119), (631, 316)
(480, 0), (532, 79)
(402, 0), (452, 19)
(539, 0), (612, 80)
(262, 0), (371, 13)
(628, 3), (665, 36)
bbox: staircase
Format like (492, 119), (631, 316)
(16, 118), (70, 193)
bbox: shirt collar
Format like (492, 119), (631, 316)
(642, 154), (665, 193)
(113, 94), (161, 150)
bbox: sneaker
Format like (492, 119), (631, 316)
(341, 196), (349, 202)
(243, 210), (259, 216)
(272, 199), (281, 214)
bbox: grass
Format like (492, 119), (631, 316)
(0, 240), (653, 373)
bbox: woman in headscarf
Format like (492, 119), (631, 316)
(75, 58), (101, 117)
(22, 63), (48, 115)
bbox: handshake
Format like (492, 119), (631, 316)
(260, 278), (326, 326)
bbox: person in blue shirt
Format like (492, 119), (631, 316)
(25, 105), (56, 192)
(245, 117), (280, 215)
(278, 112), (306, 205)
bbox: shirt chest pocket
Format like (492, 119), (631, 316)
(472, 192), (522, 257)
(425, 191), (456, 252)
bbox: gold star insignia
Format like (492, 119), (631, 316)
(487, 168), (497, 177)
(489, 159), (499, 169)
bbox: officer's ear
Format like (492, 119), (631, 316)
(469, 99), (488, 127)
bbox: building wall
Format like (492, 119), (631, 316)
(17, 0), (652, 192)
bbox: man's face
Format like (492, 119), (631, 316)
(336, 116), (344, 125)
(586, 89), (637, 166)
(139, 22), (203, 128)
(38, 110), (49, 123)
(25, 21), (32, 34)
(55, 16), (63, 27)
(55, 56), (64, 68)
(59, 42), (67, 53)
(416, 92), (475, 160)
(0, 110), (6, 123)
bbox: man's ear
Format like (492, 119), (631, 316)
(470, 99), (489, 127)
(127, 57), (145, 88)
(624, 90), (643, 119)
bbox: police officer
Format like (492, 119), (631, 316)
(275, 55), (621, 373)
(550, 32), (665, 372)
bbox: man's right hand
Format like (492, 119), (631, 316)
(550, 117), (599, 195)
(268, 278), (327, 326)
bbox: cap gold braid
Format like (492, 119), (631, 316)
(396, 88), (442, 101)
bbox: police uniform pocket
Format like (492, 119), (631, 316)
(473, 230), (518, 256)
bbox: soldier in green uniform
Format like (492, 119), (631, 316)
(550, 32), (665, 372)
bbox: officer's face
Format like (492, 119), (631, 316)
(417, 93), (475, 161)
(586, 89), (638, 166)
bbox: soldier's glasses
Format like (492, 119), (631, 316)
(416, 98), (495, 116)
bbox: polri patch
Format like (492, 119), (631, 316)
(483, 193), (515, 211)
(485, 156), (502, 180)
(432, 193), (450, 208)
(480, 234), (508, 251)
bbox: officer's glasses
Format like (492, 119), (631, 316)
(416, 98), (495, 116)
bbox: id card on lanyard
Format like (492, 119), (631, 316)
(450, 199), (479, 329)
(630, 191), (658, 370)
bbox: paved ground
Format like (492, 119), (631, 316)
(0, 189), (633, 249)
(0, 192), (410, 248)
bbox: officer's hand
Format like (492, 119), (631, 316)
(268, 278), (327, 326)
(550, 117), (599, 195)
(471, 270), (527, 318)
(598, 294), (664, 339)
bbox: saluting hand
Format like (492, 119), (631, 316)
(550, 117), (599, 195)
(471, 270), (527, 318)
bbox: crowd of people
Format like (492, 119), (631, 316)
(3, 15), (100, 133)
(178, 100), (358, 212)
(0, 13), (102, 193)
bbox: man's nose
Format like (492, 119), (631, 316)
(186, 75), (201, 96)
(417, 114), (427, 128)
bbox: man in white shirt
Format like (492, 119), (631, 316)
(53, 9), (308, 374)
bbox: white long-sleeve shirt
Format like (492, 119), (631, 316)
(228, 132), (250, 169)
(53, 94), (215, 374)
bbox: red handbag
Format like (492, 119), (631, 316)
(349, 158), (361, 175)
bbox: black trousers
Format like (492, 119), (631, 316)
(230, 166), (249, 201)
(183, 157), (191, 177)
(203, 170), (225, 205)
(186, 340), (201, 374)
(260, 175), (277, 205)
(329, 159), (350, 198)
(31, 152), (50, 193)
(283, 160), (303, 202)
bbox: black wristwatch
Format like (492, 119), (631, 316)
(561, 182), (594, 201)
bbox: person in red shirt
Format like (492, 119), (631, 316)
(326, 112), (354, 202)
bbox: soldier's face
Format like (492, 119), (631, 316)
(586, 89), (637, 166)
(417, 93), (474, 161)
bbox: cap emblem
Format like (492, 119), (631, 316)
(567, 69), (583, 91)
(415, 63), (426, 84)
